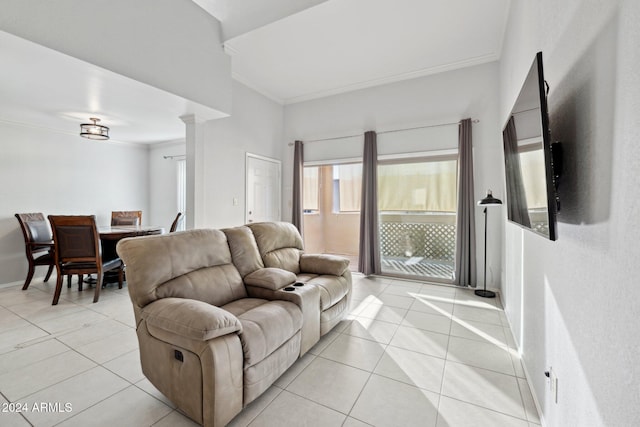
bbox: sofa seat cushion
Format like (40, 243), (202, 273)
(296, 273), (350, 311)
(221, 298), (302, 367)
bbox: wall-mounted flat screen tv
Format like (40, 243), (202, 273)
(503, 52), (560, 241)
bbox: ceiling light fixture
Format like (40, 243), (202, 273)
(80, 117), (109, 140)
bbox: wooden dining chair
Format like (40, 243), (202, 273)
(111, 210), (142, 226)
(169, 212), (183, 233)
(48, 215), (124, 305)
(14, 213), (55, 290)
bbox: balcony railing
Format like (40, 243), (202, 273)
(303, 211), (457, 280)
(379, 212), (456, 280)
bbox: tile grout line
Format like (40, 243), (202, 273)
(0, 389), (35, 427)
(446, 289), (530, 423)
(239, 385), (285, 427)
(339, 318), (386, 421)
(441, 394), (533, 424)
(2, 276), (541, 426)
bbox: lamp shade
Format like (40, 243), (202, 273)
(478, 190), (502, 206)
(80, 118), (109, 140)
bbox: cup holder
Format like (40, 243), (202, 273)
(283, 287), (296, 291)
(293, 282), (305, 287)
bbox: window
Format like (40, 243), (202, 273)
(303, 166), (319, 213)
(333, 163), (362, 212)
(378, 157), (457, 212)
(301, 163), (361, 269)
(176, 159), (186, 231)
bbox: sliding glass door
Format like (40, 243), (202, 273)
(377, 155), (458, 282)
(301, 152), (458, 282)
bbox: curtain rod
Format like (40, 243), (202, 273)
(163, 154), (186, 159)
(288, 119), (479, 146)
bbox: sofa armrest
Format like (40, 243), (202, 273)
(142, 298), (242, 341)
(244, 267), (296, 290)
(300, 254), (350, 276)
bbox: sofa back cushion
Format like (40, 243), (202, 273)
(247, 222), (303, 273)
(222, 226), (264, 278)
(116, 229), (247, 308)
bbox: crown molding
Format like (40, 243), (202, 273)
(232, 72), (285, 105)
(223, 43), (238, 56)
(148, 139), (186, 151)
(179, 114), (207, 125)
(282, 53), (500, 105)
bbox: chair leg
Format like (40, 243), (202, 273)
(93, 272), (102, 303)
(118, 268), (124, 289)
(78, 274), (84, 291)
(22, 261), (36, 290)
(67, 275), (72, 288)
(43, 264), (54, 282)
(52, 271), (64, 305)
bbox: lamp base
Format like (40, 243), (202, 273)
(474, 289), (496, 298)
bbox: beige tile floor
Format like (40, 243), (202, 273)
(0, 274), (541, 427)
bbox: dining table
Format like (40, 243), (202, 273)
(99, 224), (165, 240)
(97, 225), (164, 283)
(99, 224), (164, 258)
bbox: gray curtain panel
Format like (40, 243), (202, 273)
(503, 116), (531, 227)
(454, 119), (477, 287)
(292, 140), (304, 233)
(358, 131), (381, 276)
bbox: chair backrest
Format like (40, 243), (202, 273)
(48, 215), (101, 264)
(247, 222), (304, 273)
(15, 213), (53, 246)
(117, 229), (247, 309)
(223, 225), (265, 278)
(169, 212), (183, 233)
(111, 211), (142, 226)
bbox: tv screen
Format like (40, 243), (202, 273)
(503, 52), (560, 240)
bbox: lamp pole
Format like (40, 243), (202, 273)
(476, 190), (502, 298)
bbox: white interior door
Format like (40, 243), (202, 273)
(246, 153), (281, 224)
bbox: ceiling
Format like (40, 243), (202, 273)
(217, 0), (511, 104)
(0, 30), (226, 145)
(0, 0), (510, 144)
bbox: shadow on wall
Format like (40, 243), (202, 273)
(0, 216), (27, 284)
(548, 13), (618, 226)
(538, 11), (621, 427)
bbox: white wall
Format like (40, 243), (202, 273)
(0, 0), (232, 115)
(499, 1), (640, 426)
(0, 80), (281, 286)
(199, 81), (285, 229)
(148, 141), (185, 231)
(0, 121), (149, 284)
(283, 62), (503, 288)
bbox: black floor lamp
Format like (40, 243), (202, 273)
(476, 190), (502, 298)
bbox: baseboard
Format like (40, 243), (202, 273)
(502, 315), (547, 427)
(0, 279), (24, 289)
(0, 275), (49, 290)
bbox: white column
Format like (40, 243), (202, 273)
(180, 114), (205, 229)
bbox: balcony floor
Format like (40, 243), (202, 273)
(381, 256), (454, 280)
